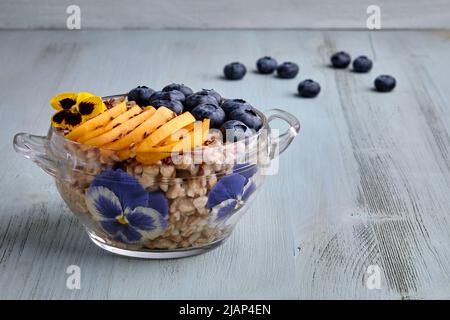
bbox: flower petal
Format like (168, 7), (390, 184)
(51, 110), (82, 130)
(85, 186), (123, 220)
(147, 191), (169, 218)
(76, 95), (106, 120)
(206, 173), (246, 209)
(233, 163), (258, 181)
(51, 110), (69, 129)
(128, 207), (167, 240)
(113, 226), (142, 243)
(127, 210), (156, 231)
(50, 92), (77, 111)
(100, 220), (121, 235)
(120, 225), (142, 242)
(76, 92), (94, 103)
(63, 111), (83, 127)
(90, 169), (149, 210)
(113, 233), (129, 243)
(210, 199), (237, 222)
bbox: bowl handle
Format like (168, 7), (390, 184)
(266, 109), (300, 159)
(13, 133), (57, 176)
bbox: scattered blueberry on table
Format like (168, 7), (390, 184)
(374, 75), (396, 92)
(352, 56), (373, 73)
(331, 51), (351, 69)
(276, 62), (299, 79)
(224, 62), (247, 80)
(127, 86), (155, 107)
(191, 103), (226, 128)
(256, 56), (278, 74)
(297, 79), (321, 98)
(220, 120), (253, 142)
(217, 51), (395, 98)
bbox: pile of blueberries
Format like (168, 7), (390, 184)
(128, 84), (262, 142)
(223, 52), (396, 96)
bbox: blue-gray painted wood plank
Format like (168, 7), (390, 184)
(1, 30), (450, 299)
(1, 1), (450, 29)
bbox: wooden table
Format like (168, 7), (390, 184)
(2, 30), (450, 299)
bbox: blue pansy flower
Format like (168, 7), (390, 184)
(206, 173), (256, 223)
(85, 168), (168, 243)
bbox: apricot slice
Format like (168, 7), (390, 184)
(136, 119), (210, 165)
(65, 101), (127, 141)
(105, 107), (175, 151)
(137, 112), (196, 152)
(77, 105), (142, 143)
(158, 118), (209, 147)
(158, 123), (195, 146)
(83, 108), (155, 147)
(201, 118), (210, 141)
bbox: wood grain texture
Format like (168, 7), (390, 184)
(2, 0), (450, 30)
(1, 30), (450, 299)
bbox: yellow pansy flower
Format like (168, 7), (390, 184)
(50, 92), (106, 131)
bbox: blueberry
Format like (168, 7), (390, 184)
(162, 83), (194, 97)
(276, 62), (299, 79)
(256, 56), (278, 74)
(331, 51), (351, 68)
(228, 107), (263, 131)
(224, 62), (247, 80)
(221, 99), (252, 115)
(149, 91), (167, 101)
(191, 104), (226, 129)
(150, 90), (185, 102)
(220, 120), (253, 142)
(297, 79), (321, 98)
(165, 90), (185, 101)
(196, 89), (222, 104)
(374, 75), (396, 92)
(149, 99), (184, 115)
(353, 56), (373, 73)
(127, 86), (155, 107)
(184, 93), (218, 111)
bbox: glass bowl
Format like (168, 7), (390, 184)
(13, 95), (300, 259)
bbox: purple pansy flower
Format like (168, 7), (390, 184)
(206, 173), (256, 223)
(85, 168), (168, 243)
